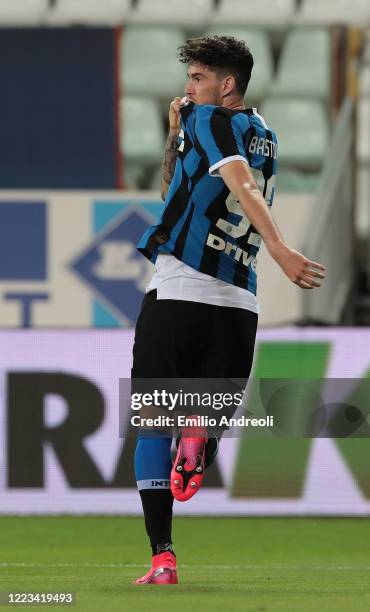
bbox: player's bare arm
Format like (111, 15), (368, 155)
(160, 96), (182, 201)
(219, 160), (326, 289)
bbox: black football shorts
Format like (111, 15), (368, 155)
(131, 289), (257, 379)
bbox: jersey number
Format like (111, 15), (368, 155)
(215, 168), (275, 244)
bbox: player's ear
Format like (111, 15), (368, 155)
(222, 74), (236, 97)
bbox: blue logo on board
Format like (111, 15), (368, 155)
(0, 201), (47, 280)
(0, 201), (49, 326)
(70, 207), (154, 324)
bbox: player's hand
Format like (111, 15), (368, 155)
(275, 246), (325, 289)
(169, 96), (188, 132)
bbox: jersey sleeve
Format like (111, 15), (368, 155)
(194, 105), (250, 177)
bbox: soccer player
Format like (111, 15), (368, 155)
(132, 36), (325, 585)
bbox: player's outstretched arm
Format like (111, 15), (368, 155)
(219, 161), (325, 289)
(160, 97), (182, 201)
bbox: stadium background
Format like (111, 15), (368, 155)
(0, 0), (369, 530)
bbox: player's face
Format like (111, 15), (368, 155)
(185, 63), (226, 105)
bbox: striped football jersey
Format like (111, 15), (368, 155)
(137, 102), (277, 295)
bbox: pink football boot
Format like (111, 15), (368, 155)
(171, 415), (208, 502)
(133, 552), (178, 585)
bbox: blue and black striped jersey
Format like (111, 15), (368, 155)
(137, 102), (277, 295)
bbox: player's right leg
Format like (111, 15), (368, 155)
(171, 303), (258, 500)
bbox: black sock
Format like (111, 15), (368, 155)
(139, 489), (175, 556)
(151, 542), (175, 556)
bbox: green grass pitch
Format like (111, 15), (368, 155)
(0, 516), (369, 611)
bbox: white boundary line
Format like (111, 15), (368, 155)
(0, 563), (369, 571)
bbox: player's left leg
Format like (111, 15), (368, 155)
(133, 431), (177, 584)
(131, 292), (203, 582)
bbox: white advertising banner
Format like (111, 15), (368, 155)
(0, 327), (370, 515)
(0, 191), (161, 328)
(0, 190), (313, 328)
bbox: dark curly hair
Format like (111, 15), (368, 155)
(178, 35), (254, 96)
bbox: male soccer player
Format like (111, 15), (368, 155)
(131, 36), (325, 585)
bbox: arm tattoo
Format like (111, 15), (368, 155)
(161, 132), (179, 199)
